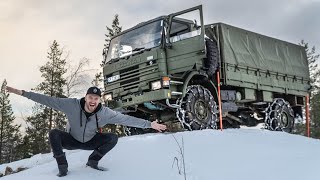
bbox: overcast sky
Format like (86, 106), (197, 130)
(1, 0), (319, 125)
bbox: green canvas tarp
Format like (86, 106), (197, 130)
(206, 23), (310, 95)
(220, 23), (309, 78)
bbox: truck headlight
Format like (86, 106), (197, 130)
(151, 81), (161, 90)
(103, 93), (113, 101)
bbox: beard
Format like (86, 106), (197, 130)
(85, 102), (97, 112)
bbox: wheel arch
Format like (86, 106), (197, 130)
(182, 71), (218, 101)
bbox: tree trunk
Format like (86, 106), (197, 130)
(0, 108), (3, 163)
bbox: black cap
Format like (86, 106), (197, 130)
(86, 87), (101, 97)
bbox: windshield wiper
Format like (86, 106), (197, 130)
(108, 57), (120, 64)
(132, 47), (145, 52)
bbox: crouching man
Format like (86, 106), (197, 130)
(6, 86), (167, 177)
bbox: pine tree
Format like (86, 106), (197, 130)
(13, 135), (33, 160)
(35, 40), (67, 131)
(25, 40), (68, 154)
(25, 105), (51, 154)
(0, 79), (22, 163)
(294, 41), (320, 138)
(99, 14), (125, 136)
(302, 41), (320, 139)
(310, 90), (320, 138)
(97, 15), (123, 87)
(101, 14), (122, 66)
(300, 40), (320, 93)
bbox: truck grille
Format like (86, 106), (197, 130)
(119, 65), (140, 91)
(105, 60), (159, 95)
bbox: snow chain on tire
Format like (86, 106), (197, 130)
(176, 85), (218, 130)
(265, 98), (294, 132)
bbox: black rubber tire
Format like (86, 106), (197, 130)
(205, 38), (219, 77)
(179, 85), (217, 130)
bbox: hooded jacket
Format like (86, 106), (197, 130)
(23, 91), (152, 143)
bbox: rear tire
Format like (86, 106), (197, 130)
(265, 98), (294, 133)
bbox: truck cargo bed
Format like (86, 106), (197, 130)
(206, 23), (310, 96)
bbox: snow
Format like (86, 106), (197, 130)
(1, 128), (319, 180)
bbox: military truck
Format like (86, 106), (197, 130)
(102, 5), (310, 134)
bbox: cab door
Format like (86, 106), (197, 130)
(165, 5), (205, 74)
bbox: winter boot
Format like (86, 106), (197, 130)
(54, 153), (68, 177)
(86, 150), (105, 171)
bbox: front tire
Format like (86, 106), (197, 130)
(177, 85), (218, 130)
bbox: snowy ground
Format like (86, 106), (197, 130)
(0, 128), (319, 180)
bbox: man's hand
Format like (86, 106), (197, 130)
(151, 120), (167, 132)
(6, 86), (23, 96)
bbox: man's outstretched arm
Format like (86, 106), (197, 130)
(6, 86), (75, 112)
(101, 107), (167, 132)
(6, 86), (23, 96)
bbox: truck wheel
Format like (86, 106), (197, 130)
(205, 38), (219, 77)
(177, 85), (218, 130)
(265, 98), (294, 133)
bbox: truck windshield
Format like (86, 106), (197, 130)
(106, 20), (163, 63)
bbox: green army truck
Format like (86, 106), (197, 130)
(102, 5), (310, 134)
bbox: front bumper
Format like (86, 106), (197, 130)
(110, 89), (172, 108)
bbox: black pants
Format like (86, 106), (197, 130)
(49, 129), (118, 159)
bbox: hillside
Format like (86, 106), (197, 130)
(0, 129), (319, 180)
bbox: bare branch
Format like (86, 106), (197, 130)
(171, 134), (187, 180)
(65, 58), (91, 97)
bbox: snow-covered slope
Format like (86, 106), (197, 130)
(1, 129), (319, 180)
